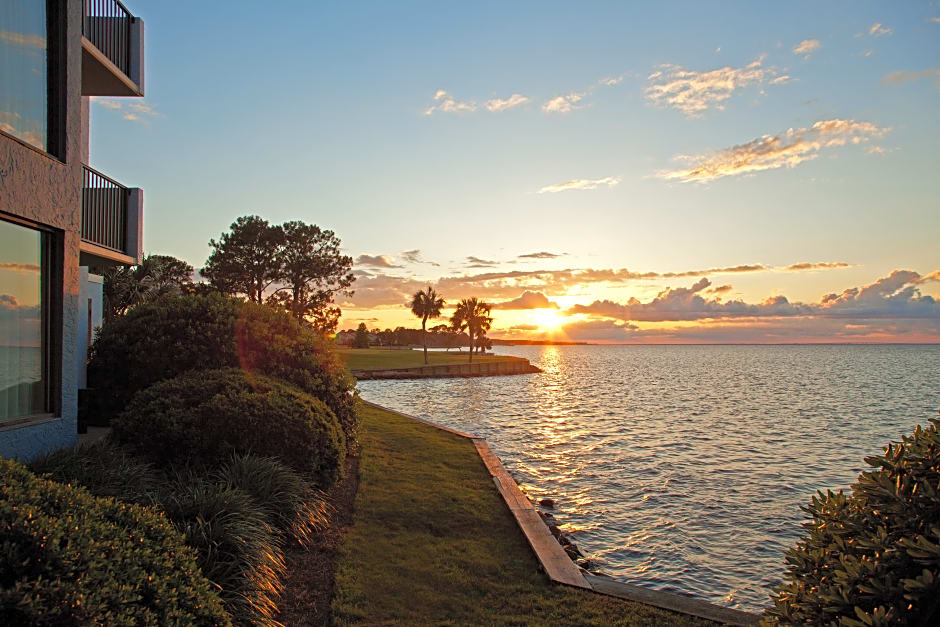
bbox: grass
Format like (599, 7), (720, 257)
(338, 347), (526, 371)
(331, 403), (715, 626)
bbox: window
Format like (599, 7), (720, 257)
(0, 219), (50, 421)
(0, 0), (49, 152)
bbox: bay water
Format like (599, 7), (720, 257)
(356, 344), (940, 612)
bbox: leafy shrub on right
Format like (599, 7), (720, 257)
(112, 368), (345, 489)
(766, 416), (940, 626)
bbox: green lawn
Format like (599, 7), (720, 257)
(338, 348), (525, 371)
(331, 403), (714, 626)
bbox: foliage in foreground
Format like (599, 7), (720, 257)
(214, 453), (332, 548)
(112, 368), (345, 489)
(158, 475), (284, 627)
(87, 291), (358, 440)
(766, 416), (940, 626)
(0, 458), (231, 626)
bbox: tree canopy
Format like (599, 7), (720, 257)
(450, 298), (492, 362)
(410, 286), (445, 364)
(103, 254), (194, 321)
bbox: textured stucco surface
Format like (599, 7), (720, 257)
(0, 0), (84, 461)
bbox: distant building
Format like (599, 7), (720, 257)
(1, 0), (145, 459)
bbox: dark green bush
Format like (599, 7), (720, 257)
(28, 439), (161, 506)
(215, 454), (332, 548)
(87, 292), (358, 440)
(766, 416), (940, 626)
(0, 458), (231, 626)
(112, 368), (345, 488)
(158, 474), (284, 626)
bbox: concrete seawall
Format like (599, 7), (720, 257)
(352, 359), (542, 380)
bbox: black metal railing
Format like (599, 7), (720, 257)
(82, 0), (133, 77)
(82, 165), (128, 253)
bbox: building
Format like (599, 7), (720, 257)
(1, 0), (145, 459)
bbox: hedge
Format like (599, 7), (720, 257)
(87, 293), (358, 441)
(111, 368), (345, 489)
(0, 458), (231, 625)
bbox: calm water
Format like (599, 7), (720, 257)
(357, 344), (940, 612)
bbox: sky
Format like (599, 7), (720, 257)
(88, 1), (940, 343)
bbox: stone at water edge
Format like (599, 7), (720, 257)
(539, 498), (555, 508)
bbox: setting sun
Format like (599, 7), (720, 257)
(531, 308), (567, 332)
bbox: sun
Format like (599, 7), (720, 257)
(530, 307), (566, 332)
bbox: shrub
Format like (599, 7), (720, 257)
(158, 474), (284, 626)
(0, 458), (230, 625)
(28, 439), (161, 506)
(766, 416), (940, 626)
(215, 454), (332, 548)
(111, 368), (345, 488)
(87, 292), (358, 440)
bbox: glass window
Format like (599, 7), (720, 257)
(0, 219), (48, 420)
(0, 0), (48, 151)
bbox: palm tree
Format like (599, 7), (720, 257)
(450, 297), (493, 363)
(410, 286), (445, 364)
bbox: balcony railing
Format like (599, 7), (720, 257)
(82, 165), (128, 253)
(82, 0), (133, 77)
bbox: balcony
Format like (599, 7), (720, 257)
(80, 165), (143, 267)
(81, 0), (145, 97)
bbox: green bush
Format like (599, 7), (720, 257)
(766, 416), (940, 626)
(87, 292), (358, 440)
(0, 458), (231, 626)
(215, 454), (332, 548)
(111, 368), (345, 488)
(158, 474), (284, 626)
(28, 439), (161, 506)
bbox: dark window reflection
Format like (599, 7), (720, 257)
(0, 220), (47, 419)
(0, 0), (48, 151)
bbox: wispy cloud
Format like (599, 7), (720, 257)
(484, 94), (530, 112)
(645, 55), (788, 117)
(537, 176), (620, 193)
(92, 98), (160, 122)
(881, 69), (940, 90)
(868, 22), (892, 37)
(598, 75), (624, 86)
(783, 261), (851, 271)
(542, 92), (585, 113)
(0, 262), (40, 273)
(519, 252), (563, 259)
(491, 291), (560, 310)
(355, 254), (403, 268)
(466, 256), (498, 268)
(400, 249), (439, 266)
(0, 30), (45, 50)
(793, 39), (822, 58)
(424, 90), (477, 115)
(657, 118), (888, 183)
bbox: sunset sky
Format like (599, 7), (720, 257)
(88, 1), (939, 342)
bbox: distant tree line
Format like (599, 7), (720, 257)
(338, 324), (493, 353)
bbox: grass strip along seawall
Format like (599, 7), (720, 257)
(331, 402), (735, 626)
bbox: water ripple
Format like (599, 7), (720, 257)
(357, 344), (940, 612)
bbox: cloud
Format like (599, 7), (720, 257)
(868, 23), (892, 37)
(0, 262), (40, 273)
(400, 249), (422, 264)
(793, 39), (822, 58)
(658, 118), (888, 183)
(783, 261), (851, 271)
(484, 94), (530, 112)
(598, 76), (624, 86)
(542, 92), (584, 113)
(492, 291), (560, 310)
(645, 56), (788, 117)
(881, 69), (940, 90)
(92, 98), (160, 122)
(565, 270), (939, 323)
(707, 284), (733, 295)
(424, 90), (477, 115)
(355, 254), (403, 268)
(931, 17), (940, 24)
(0, 30), (45, 50)
(561, 319), (638, 342)
(537, 176), (620, 194)
(518, 252), (563, 259)
(466, 256), (498, 268)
